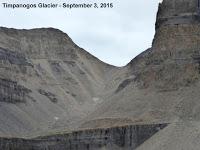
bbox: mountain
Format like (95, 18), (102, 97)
(0, 27), (118, 137)
(80, 0), (200, 129)
(1, 0), (200, 149)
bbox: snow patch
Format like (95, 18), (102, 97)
(93, 97), (100, 102)
(54, 117), (59, 120)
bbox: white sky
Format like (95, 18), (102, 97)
(0, 0), (162, 66)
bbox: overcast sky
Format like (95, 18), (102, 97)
(0, 0), (162, 66)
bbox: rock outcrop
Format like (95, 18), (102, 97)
(0, 78), (31, 103)
(156, 0), (200, 29)
(0, 124), (167, 150)
(127, 0), (200, 90)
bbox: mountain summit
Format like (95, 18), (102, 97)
(0, 27), (116, 137)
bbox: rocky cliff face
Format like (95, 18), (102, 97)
(0, 123), (167, 150)
(156, 0), (200, 29)
(0, 0), (200, 149)
(127, 0), (200, 90)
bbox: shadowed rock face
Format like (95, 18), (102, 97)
(38, 89), (58, 103)
(158, 0), (198, 17)
(0, 78), (31, 103)
(156, 0), (200, 29)
(0, 47), (32, 66)
(115, 78), (134, 93)
(0, 124), (168, 150)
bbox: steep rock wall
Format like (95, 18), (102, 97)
(156, 0), (200, 29)
(0, 124), (167, 150)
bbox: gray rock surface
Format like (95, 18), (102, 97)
(156, 0), (200, 29)
(0, 0), (200, 149)
(0, 124), (167, 150)
(0, 27), (117, 137)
